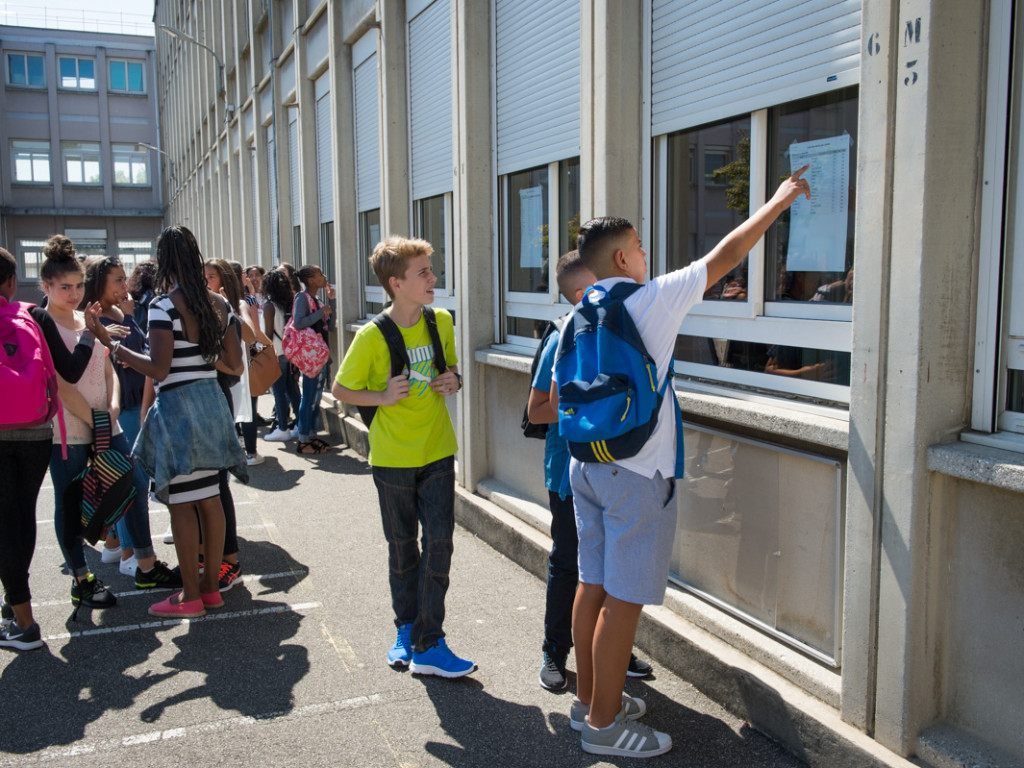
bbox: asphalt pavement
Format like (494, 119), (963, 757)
(0, 401), (805, 767)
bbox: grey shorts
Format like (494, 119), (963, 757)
(570, 459), (678, 605)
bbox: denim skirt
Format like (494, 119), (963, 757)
(133, 378), (248, 504)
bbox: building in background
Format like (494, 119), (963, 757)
(0, 23), (163, 300)
(152, 1), (1024, 766)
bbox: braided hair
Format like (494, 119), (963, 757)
(154, 226), (224, 363)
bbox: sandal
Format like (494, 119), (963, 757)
(296, 441), (329, 455)
(310, 438), (331, 451)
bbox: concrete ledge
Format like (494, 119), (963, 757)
(473, 346), (533, 375)
(928, 440), (1024, 495)
(917, 722), (1024, 768)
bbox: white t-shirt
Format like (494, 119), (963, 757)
(585, 261), (707, 479)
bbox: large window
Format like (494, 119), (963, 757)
(360, 208), (383, 315)
(58, 57), (95, 90)
(112, 144), (150, 186)
(974, 0), (1024, 447)
(18, 240), (46, 280)
(658, 87), (857, 403)
(108, 59), (145, 93)
(413, 194), (451, 304)
(7, 53), (44, 87)
(501, 157), (581, 345)
(117, 241), (153, 273)
(62, 142), (101, 185)
(11, 140), (51, 183)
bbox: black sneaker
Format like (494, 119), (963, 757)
(217, 561), (244, 593)
(539, 647), (569, 691)
(135, 561), (184, 590)
(0, 598), (13, 630)
(626, 653), (653, 678)
(0, 621), (43, 651)
(71, 574), (117, 609)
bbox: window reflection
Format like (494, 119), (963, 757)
(675, 336), (851, 386)
(768, 87), (857, 305)
(506, 166), (549, 294)
(666, 116), (751, 301)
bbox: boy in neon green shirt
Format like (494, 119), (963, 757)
(332, 236), (474, 678)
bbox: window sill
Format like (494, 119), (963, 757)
(927, 435), (1024, 495)
(475, 345), (851, 451)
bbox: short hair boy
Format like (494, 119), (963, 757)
(528, 251), (653, 693)
(560, 169), (811, 757)
(332, 235), (473, 678)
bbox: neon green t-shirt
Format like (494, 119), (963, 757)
(336, 308), (458, 467)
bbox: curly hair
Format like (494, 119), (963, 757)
(155, 226), (224, 363)
(81, 255), (124, 308)
(40, 234), (83, 283)
(127, 259), (158, 301)
(261, 267), (294, 313)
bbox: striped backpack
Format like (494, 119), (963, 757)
(61, 410), (136, 547)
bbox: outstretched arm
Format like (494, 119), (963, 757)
(702, 165), (811, 291)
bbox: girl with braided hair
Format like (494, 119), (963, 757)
(86, 225), (247, 618)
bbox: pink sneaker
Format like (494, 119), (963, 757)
(200, 591), (224, 609)
(149, 593), (206, 618)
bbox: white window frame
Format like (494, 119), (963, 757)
(58, 56), (96, 90)
(6, 52), (44, 88)
(17, 240), (46, 281)
(62, 141), (102, 185)
(499, 158), (580, 351)
(108, 58), (146, 94)
(651, 105), (855, 406)
(359, 208), (385, 316)
(11, 140), (51, 184)
(413, 192), (455, 311)
(117, 240), (153, 273)
(112, 144), (150, 186)
(969, 0), (1024, 451)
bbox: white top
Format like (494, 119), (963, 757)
(53, 317), (122, 444)
(590, 261), (707, 479)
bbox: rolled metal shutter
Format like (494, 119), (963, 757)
(316, 91), (333, 223)
(408, 0), (452, 200)
(354, 52), (380, 212)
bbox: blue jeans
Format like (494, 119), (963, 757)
(51, 433), (154, 577)
(271, 356), (301, 431)
(296, 365), (329, 442)
(372, 456), (456, 653)
(544, 490), (578, 652)
(114, 406), (143, 550)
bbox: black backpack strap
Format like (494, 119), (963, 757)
(372, 311), (411, 377)
(422, 307), (447, 374)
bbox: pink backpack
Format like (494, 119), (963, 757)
(0, 297), (67, 455)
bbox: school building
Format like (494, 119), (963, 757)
(0, 23), (164, 300)
(151, 1), (1024, 765)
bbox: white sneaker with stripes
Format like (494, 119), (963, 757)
(580, 708), (672, 758)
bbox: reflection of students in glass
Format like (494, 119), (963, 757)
(810, 267), (853, 304)
(764, 345), (835, 381)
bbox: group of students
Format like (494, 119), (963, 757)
(0, 166), (810, 759)
(0, 225), (340, 648)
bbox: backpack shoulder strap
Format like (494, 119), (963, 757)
(91, 409), (112, 452)
(422, 307), (448, 375)
(372, 311), (410, 378)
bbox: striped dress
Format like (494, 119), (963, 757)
(148, 294), (222, 504)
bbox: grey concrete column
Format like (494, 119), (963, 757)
(295, 31), (320, 267)
(331, 6), (362, 334)
(855, 0), (987, 755)
(842, 0), (899, 734)
(581, 0), (642, 226)
(452, 0), (495, 491)
(378, 0), (411, 236)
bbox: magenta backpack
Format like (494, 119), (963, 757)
(0, 296), (67, 454)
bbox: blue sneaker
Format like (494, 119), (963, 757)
(387, 623), (412, 667)
(410, 638), (476, 678)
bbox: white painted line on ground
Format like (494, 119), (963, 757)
(28, 569), (310, 608)
(11, 694), (383, 766)
(42, 601), (322, 641)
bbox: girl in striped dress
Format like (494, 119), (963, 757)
(86, 226), (247, 618)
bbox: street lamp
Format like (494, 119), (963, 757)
(158, 24), (234, 120)
(135, 142), (176, 185)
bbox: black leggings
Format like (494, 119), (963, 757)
(0, 438), (51, 605)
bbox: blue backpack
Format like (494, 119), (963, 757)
(554, 282), (670, 463)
